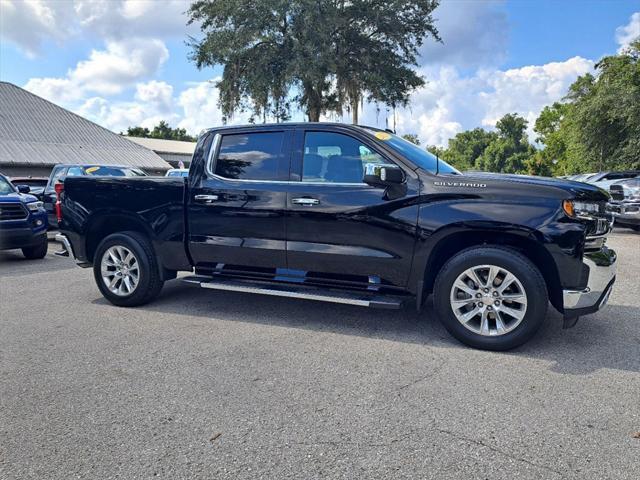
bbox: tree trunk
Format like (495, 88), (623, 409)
(351, 97), (359, 125)
(308, 106), (321, 122)
(302, 81), (321, 122)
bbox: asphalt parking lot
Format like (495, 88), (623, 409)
(1, 230), (639, 479)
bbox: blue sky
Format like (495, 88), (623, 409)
(1, 0), (638, 144)
(503, 0), (636, 68)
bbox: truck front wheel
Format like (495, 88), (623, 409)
(93, 231), (164, 307)
(433, 246), (548, 351)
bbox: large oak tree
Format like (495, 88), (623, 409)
(187, 0), (440, 123)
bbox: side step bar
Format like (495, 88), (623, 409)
(182, 275), (404, 309)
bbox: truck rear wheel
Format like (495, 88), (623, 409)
(433, 246), (548, 351)
(22, 235), (48, 259)
(93, 231), (164, 307)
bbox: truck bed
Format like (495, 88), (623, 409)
(61, 176), (189, 271)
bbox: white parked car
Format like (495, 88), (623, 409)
(586, 171), (639, 190)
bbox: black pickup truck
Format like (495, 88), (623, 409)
(56, 123), (616, 350)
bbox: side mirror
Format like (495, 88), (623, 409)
(16, 184), (30, 194)
(363, 163), (404, 187)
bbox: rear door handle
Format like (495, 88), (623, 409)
(292, 197), (320, 206)
(194, 194), (219, 204)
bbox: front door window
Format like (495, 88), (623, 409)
(302, 131), (387, 184)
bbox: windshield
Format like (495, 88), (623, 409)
(0, 176), (16, 194)
(363, 129), (460, 175)
(83, 166), (147, 177)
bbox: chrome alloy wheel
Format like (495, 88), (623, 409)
(450, 264), (528, 336)
(101, 246), (140, 296)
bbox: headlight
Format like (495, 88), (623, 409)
(563, 200), (601, 218)
(26, 201), (44, 212)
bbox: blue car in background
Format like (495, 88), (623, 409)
(0, 173), (48, 259)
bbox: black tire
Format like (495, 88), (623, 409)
(22, 235), (48, 259)
(433, 246), (548, 351)
(93, 231), (164, 307)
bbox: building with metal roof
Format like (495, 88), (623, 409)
(124, 136), (196, 168)
(0, 82), (171, 177)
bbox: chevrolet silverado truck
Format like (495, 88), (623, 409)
(55, 123), (616, 350)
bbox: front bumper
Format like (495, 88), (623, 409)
(563, 246), (616, 317)
(608, 201), (640, 226)
(0, 226), (46, 250)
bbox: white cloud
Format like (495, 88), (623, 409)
(135, 81), (174, 113)
(0, 0), (76, 56)
(25, 39), (169, 103)
(357, 57), (594, 146)
(616, 12), (640, 52)
(72, 39), (169, 95)
(74, 0), (195, 40)
(77, 93), (179, 134)
(176, 79), (251, 135)
(31, 54), (593, 145)
(72, 79), (257, 135)
(420, 0), (509, 68)
(0, 0), (193, 55)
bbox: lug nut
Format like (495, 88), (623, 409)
(493, 291), (499, 297)
(483, 288), (489, 293)
(478, 302), (484, 307)
(494, 300), (500, 306)
(487, 306), (493, 311)
(476, 293), (482, 298)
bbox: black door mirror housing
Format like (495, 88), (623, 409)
(363, 163), (404, 187)
(16, 184), (31, 194)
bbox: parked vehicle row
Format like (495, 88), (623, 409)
(42, 164), (147, 229)
(607, 178), (640, 231)
(561, 170), (639, 231)
(8, 176), (48, 200)
(55, 122), (617, 351)
(564, 170), (639, 189)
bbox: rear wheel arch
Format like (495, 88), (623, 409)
(85, 213), (154, 263)
(420, 229), (562, 312)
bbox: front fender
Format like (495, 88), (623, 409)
(408, 197), (586, 297)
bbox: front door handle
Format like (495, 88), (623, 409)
(292, 197), (320, 206)
(194, 194), (219, 204)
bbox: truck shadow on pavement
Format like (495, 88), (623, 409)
(93, 278), (640, 376)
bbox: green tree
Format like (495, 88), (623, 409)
(126, 121), (196, 142)
(530, 102), (572, 175)
(563, 40), (640, 171)
(440, 128), (497, 171)
(427, 145), (447, 158)
(187, 0), (440, 123)
(401, 133), (421, 145)
(476, 113), (535, 173)
(126, 126), (151, 137)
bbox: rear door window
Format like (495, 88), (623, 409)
(214, 132), (285, 181)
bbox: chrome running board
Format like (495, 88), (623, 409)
(182, 275), (404, 309)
